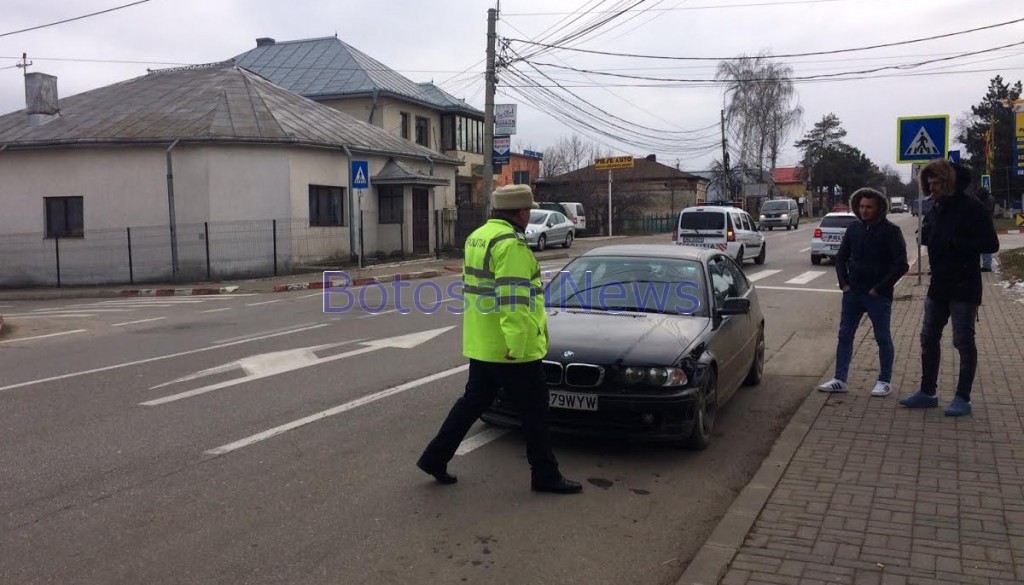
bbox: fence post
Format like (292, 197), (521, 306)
(127, 227), (134, 284)
(272, 219), (278, 276)
(204, 222), (211, 280)
(55, 237), (61, 288)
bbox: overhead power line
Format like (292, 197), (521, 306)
(504, 15), (1024, 61)
(0, 0), (156, 39)
(503, 0), (845, 15)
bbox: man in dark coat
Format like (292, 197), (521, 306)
(900, 160), (1000, 416)
(816, 188), (908, 397)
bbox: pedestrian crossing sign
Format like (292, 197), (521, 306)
(897, 115), (949, 163)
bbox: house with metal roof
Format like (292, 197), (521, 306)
(0, 62), (460, 287)
(234, 36), (486, 208)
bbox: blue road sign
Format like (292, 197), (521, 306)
(493, 135), (510, 165)
(351, 160), (369, 189)
(948, 149), (960, 164)
(897, 115), (949, 164)
(981, 174), (992, 191)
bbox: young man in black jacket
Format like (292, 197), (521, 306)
(817, 188), (909, 397)
(900, 160), (1000, 416)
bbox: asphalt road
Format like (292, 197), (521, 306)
(0, 214), (923, 585)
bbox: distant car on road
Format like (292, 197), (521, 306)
(525, 209), (574, 251)
(673, 205), (766, 265)
(810, 212), (858, 265)
(758, 198), (800, 230)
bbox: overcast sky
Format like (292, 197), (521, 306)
(1, 0), (1020, 181)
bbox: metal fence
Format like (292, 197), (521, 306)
(0, 218), (355, 288)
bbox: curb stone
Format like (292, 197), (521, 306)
(273, 270), (444, 293)
(118, 286), (240, 297)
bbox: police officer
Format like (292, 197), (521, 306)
(417, 184), (582, 495)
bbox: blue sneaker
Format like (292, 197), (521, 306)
(944, 396), (972, 417)
(898, 391), (938, 408)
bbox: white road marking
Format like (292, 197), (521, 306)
(456, 427), (510, 455)
(112, 317), (167, 327)
(2, 313), (96, 319)
(213, 323), (317, 345)
(205, 364), (470, 455)
(142, 327), (455, 406)
(29, 308), (134, 314)
(746, 269), (781, 282)
(357, 297), (460, 318)
(200, 308), (232, 314)
(0, 323), (330, 394)
(0, 304), (13, 308)
(799, 247), (811, 253)
(0, 329), (88, 344)
(756, 286), (841, 294)
(245, 299), (285, 307)
(298, 293), (323, 299)
(785, 271), (827, 285)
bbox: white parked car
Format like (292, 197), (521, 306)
(539, 201), (587, 233)
(810, 212), (858, 265)
(525, 209), (574, 251)
(673, 205), (766, 265)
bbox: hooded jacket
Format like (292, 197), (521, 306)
(918, 159), (1000, 304)
(834, 188), (909, 300)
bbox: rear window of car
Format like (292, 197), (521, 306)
(820, 216), (857, 229)
(538, 203), (563, 213)
(679, 212), (725, 230)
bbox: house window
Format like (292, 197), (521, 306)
(44, 196), (84, 238)
(378, 186), (403, 224)
(441, 115), (456, 151)
(513, 171), (531, 185)
(309, 185), (345, 226)
(400, 112), (410, 139)
(415, 116), (429, 147)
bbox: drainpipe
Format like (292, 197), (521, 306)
(424, 154), (435, 176)
(342, 145), (360, 267)
(368, 88), (380, 126)
(166, 140), (180, 280)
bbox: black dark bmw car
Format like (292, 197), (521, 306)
(481, 244), (765, 449)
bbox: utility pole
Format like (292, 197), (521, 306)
(16, 52), (32, 76)
(482, 8), (498, 218)
(720, 109), (730, 202)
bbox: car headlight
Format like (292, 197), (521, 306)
(759, 215), (766, 220)
(525, 229), (535, 235)
(624, 366), (688, 387)
(780, 213), (789, 218)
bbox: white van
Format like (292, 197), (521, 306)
(539, 202), (586, 233)
(673, 205), (766, 265)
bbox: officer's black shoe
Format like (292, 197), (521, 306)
(531, 477), (583, 494)
(417, 459), (457, 485)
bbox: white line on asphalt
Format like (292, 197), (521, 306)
(112, 317), (167, 327)
(357, 297), (460, 318)
(298, 293), (323, 299)
(756, 285), (841, 294)
(0, 329), (88, 344)
(0, 304), (12, 308)
(746, 270), (781, 282)
(204, 364), (470, 456)
(456, 427), (510, 456)
(799, 247), (811, 253)
(213, 323), (317, 345)
(785, 271), (827, 285)
(78, 300), (205, 306)
(245, 299), (285, 307)
(2, 313), (96, 319)
(0, 323), (330, 394)
(200, 308), (232, 313)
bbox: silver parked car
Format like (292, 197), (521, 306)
(810, 212), (857, 265)
(525, 209), (574, 251)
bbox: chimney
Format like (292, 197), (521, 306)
(256, 37), (276, 47)
(25, 72), (60, 126)
(646, 154), (656, 162)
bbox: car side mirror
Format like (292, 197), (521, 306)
(719, 297), (750, 315)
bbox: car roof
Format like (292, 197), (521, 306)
(578, 244), (712, 262)
(680, 206), (744, 214)
(823, 212), (856, 217)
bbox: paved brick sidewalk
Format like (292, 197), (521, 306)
(707, 269), (1024, 585)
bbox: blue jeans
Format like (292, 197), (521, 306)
(920, 297), (978, 400)
(981, 253), (993, 269)
(834, 291), (894, 383)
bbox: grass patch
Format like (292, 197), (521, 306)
(998, 247), (1024, 282)
(994, 217), (1021, 230)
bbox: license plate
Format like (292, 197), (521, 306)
(828, 244), (841, 251)
(549, 390), (598, 411)
(681, 236), (704, 243)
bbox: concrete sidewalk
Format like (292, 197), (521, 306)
(680, 258), (1024, 584)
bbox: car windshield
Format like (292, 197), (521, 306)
(529, 211), (549, 225)
(761, 201), (790, 212)
(679, 212), (724, 230)
(544, 255), (707, 316)
(820, 216), (858, 229)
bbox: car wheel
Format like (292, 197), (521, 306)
(684, 369), (718, 451)
(754, 242), (766, 265)
(811, 254), (821, 265)
(735, 246), (744, 264)
(766, 226), (773, 231)
(563, 231), (573, 248)
(537, 234), (546, 252)
(743, 326), (765, 386)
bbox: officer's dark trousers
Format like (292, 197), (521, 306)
(419, 359), (561, 483)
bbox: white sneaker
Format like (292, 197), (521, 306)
(871, 381), (892, 397)
(816, 378), (848, 393)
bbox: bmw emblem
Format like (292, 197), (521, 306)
(562, 350), (575, 359)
